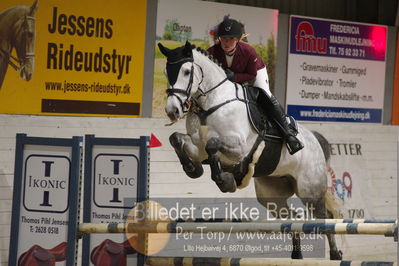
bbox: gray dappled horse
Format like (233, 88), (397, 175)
(159, 41), (343, 260)
(0, 0), (38, 88)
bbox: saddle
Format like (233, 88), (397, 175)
(228, 85), (300, 187)
(91, 239), (137, 266)
(242, 85), (298, 139)
(18, 242), (67, 266)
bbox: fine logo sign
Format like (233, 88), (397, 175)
(93, 153), (138, 208)
(23, 155), (71, 213)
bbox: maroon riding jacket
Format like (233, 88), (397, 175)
(207, 41), (265, 83)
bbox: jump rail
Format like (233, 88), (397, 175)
(145, 257), (397, 266)
(155, 218), (397, 224)
(78, 222), (397, 238)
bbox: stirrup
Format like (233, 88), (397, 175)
(286, 136), (304, 155)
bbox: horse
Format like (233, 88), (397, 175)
(158, 41), (343, 260)
(0, 0), (38, 89)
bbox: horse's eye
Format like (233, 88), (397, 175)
(184, 70), (190, 76)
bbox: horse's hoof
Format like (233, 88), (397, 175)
(330, 250), (343, 260)
(291, 251), (303, 259)
(183, 162), (203, 179)
(169, 132), (183, 148)
(216, 172), (237, 193)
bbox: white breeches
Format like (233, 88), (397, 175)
(253, 67), (271, 97)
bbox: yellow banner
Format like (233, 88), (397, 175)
(0, 0), (146, 116)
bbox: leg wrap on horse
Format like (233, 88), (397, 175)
(258, 92), (304, 155)
(169, 132), (203, 178)
(205, 138), (237, 193)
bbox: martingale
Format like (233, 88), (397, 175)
(46, 42), (132, 79)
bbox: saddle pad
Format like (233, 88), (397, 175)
(253, 137), (282, 177)
(242, 85), (281, 140)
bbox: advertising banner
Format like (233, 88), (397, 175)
(0, 0), (146, 116)
(82, 135), (149, 266)
(153, 0), (278, 117)
(8, 134), (82, 266)
(286, 16), (387, 123)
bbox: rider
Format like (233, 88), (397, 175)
(207, 18), (304, 155)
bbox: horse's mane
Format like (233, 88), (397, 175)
(190, 44), (225, 73)
(0, 5), (28, 16)
(0, 5), (29, 26)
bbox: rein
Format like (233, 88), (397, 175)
(0, 47), (20, 71)
(164, 51), (246, 126)
(165, 58), (223, 116)
(193, 82), (248, 125)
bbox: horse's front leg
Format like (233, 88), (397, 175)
(169, 132), (205, 178)
(205, 137), (237, 193)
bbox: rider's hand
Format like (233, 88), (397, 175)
(224, 68), (235, 82)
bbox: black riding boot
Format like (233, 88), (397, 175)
(260, 94), (304, 155)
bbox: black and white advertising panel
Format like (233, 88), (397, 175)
(9, 134), (82, 266)
(82, 135), (149, 266)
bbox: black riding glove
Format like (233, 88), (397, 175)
(224, 68), (235, 82)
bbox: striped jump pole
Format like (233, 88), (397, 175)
(169, 218), (397, 224)
(326, 219), (397, 224)
(145, 257), (397, 266)
(78, 221), (397, 237)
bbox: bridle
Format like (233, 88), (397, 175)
(0, 15), (35, 72)
(165, 57), (197, 114)
(165, 56), (229, 116)
(165, 56), (217, 114)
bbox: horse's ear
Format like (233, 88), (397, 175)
(183, 41), (192, 57)
(158, 43), (170, 57)
(30, 0), (38, 16)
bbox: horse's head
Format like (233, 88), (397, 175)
(158, 41), (203, 122)
(12, 0), (38, 81)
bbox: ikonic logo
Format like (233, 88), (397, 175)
(295, 21), (327, 54)
(24, 155), (70, 213)
(94, 154), (138, 208)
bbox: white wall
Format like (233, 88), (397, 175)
(0, 114), (397, 264)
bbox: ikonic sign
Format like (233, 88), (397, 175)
(82, 135), (148, 266)
(9, 135), (82, 266)
(93, 154), (138, 208)
(24, 155), (70, 212)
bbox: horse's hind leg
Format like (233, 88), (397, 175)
(170, 132), (204, 178)
(205, 137), (236, 193)
(254, 177), (303, 258)
(326, 231), (342, 260)
(301, 198), (342, 260)
(259, 198), (303, 259)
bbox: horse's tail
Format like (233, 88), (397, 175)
(312, 131), (331, 166)
(324, 189), (343, 218)
(312, 131), (343, 219)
